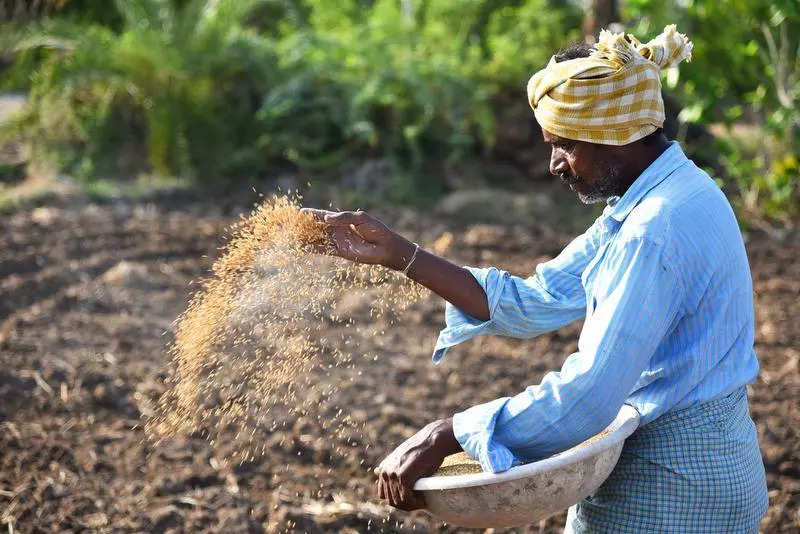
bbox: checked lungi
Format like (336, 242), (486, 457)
(565, 387), (768, 533)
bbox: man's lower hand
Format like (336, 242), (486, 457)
(375, 417), (462, 511)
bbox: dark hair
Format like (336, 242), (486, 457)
(553, 42), (594, 63)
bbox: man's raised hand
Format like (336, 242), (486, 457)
(301, 208), (416, 270)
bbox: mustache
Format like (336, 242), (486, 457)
(559, 172), (583, 185)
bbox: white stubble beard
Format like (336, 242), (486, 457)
(577, 163), (624, 205)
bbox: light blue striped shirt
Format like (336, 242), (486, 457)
(433, 142), (760, 473)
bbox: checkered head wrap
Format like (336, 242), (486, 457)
(527, 25), (693, 145)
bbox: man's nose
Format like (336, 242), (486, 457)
(549, 150), (568, 176)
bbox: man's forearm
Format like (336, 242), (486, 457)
(428, 417), (463, 456)
(387, 238), (490, 321)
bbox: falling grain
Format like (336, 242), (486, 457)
(147, 195), (425, 459)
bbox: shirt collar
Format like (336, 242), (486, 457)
(603, 141), (689, 223)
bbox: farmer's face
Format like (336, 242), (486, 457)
(543, 129), (626, 204)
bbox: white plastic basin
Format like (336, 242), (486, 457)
(413, 404), (640, 529)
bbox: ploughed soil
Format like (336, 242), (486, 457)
(1, 190), (797, 533)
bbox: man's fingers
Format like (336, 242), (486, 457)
(299, 208), (369, 229)
(349, 223), (368, 241)
(398, 474), (425, 511)
(388, 475), (426, 511)
(395, 473), (408, 503)
(299, 207), (331, 221)
(298, 208), (336, 251)
(322, 210), (369, 227)
(388, 480), (401, 507)
(387, 472), (402, 506)
(375, 465), (385, 501)
(377, 477), (386, 501)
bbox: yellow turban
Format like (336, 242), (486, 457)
(527, 25), (693, 145)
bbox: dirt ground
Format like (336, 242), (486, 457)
(0, 190), (797, 533)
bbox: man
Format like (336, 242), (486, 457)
(305, 25), (768, 532)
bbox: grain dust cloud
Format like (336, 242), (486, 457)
(146, 195), (426, 461)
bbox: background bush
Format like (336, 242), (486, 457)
(624, 0), (799, 219)
(1, 0), (797, 216)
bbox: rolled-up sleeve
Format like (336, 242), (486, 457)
(432, 224), (603, 364)
(452, 237), (683, 473)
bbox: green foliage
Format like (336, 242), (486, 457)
(625, 0), (799, 220)
(625, 0), (799, 124)
(3, 0), (797, 216)
(482, 0), (582, 90)
(258, 0), (495, 198)
(7, 0), (281, 182)
(3, 0), (577, 200)
(718, 131), (799, 220)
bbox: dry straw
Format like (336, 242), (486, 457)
(146, 195), (425, 460)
